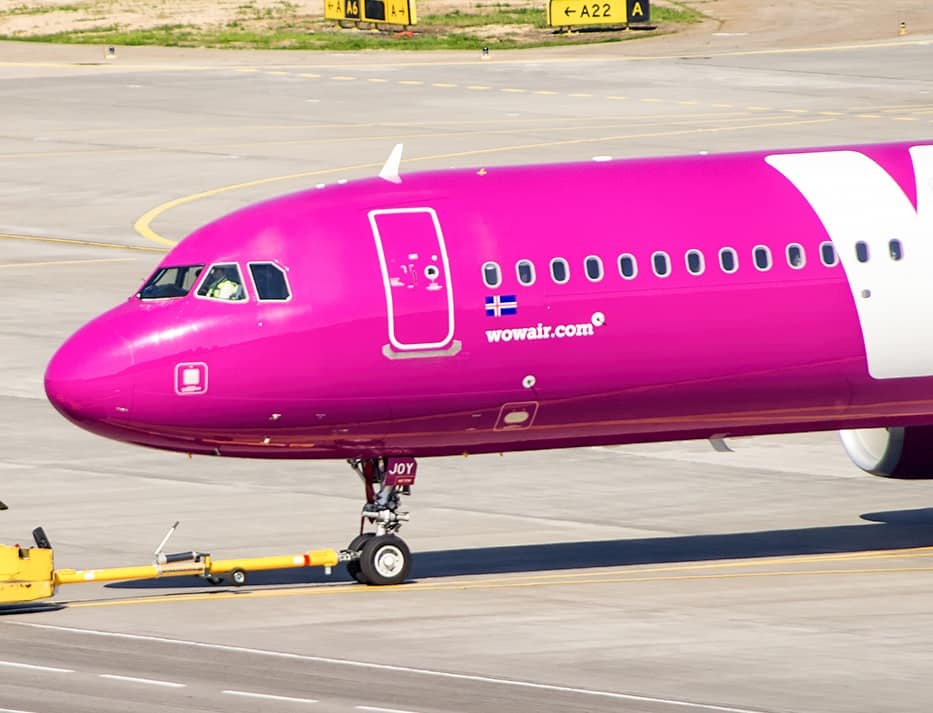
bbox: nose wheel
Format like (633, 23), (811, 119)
(345, 458), (416, 586)
(357, 534), (411, 585)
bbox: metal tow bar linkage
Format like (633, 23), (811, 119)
(0, 523), (343, 606)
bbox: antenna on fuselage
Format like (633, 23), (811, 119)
(379, 143), (404, 185)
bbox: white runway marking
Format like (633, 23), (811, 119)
(357, 706), (422, 713)
(0, 708), (40, 713)
(99, 673), (185, 688)
(16, 622), (771, 713)
(223, 690), (318, 703)
(0, 661), (73, 674)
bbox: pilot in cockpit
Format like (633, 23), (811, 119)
(203, 265), (245, 301)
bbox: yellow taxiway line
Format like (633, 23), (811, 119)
(0, 232), (167, 253)
(134, 116), (838, 247)
(59, 546), (933, 610)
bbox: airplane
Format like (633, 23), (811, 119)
(44, 139), (933, 586)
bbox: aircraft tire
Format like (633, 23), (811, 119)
(359, 535), (411, 586)
(346, 533), (375, 584)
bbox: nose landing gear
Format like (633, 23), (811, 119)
(345, 458), (416, 586)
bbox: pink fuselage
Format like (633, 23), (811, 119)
(44, 141), (933, 458)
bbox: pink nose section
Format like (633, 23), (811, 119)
(45, 320), (134, 425)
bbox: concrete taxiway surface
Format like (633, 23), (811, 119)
(3, 29), (933, 713)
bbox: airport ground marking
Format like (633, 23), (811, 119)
(133, 159), (386, 246)
(11, 622), (775, 713)
(223, 690), (318, 703)
(1, 114), (676, 141)
(0, 233), (166, 253)
(0, 708), (39, 713)
(99, 673), (186, 688)
(22, 109), (801, 140)
(0, 660), (73, 674)
(133, 116), (838, 246)
(357, 706), (422, 713)
(0, 36), (929, 74)
(200, 113), (793, 153)
(0, 257), (139, 269)
(0, 94), (908, 154)
(44, 547), (933, 611)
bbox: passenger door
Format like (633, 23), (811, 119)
(369, 207), (459, 358)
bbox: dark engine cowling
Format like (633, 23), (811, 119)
(841, 427), (933, 478)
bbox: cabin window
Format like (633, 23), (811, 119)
(685, 250), (705, 276)
(196, 263), (247, 302)
(248, 262), (291, 301)
(719, 247), (738, 274)
(482, 261), (502, 288)
(618, 254), (637, 280)
(516, 259), (536, 286)
(584, 255), (604, 282)
(652, 251), (671, 278)
(889, 239), (903, 261)
(550, 258), (569, 284)
(753, 245), (772, 271)
(855, 241), (870, 263)
(820, 241), (838, 267)
(138, 265), (204, 300)
(786, 243), (805, 269)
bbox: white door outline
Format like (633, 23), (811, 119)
(369, 207), (456, 352)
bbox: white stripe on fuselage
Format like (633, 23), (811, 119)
(767, 146), (933, 379)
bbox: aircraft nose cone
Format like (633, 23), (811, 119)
(45, 318), (135, 425)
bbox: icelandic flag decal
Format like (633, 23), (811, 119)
(485, 294), (518, 317)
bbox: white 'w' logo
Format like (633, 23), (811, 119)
(767, 146), (933, 379)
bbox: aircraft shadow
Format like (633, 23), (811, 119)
(0, 602), (65, 616)
(106, 507), (933, 590)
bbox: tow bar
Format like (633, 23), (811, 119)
(0, 523), (345, 605)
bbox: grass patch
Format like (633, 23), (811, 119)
(651, 3), (702, 24)
(3, 23), (625, 49)
(421, 7), (548, 29)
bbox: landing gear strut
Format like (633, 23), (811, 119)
(344, 457), (416, 586)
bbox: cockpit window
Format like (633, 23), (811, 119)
(138, 265), (204, 300)
(196, 263), (247, 301)
(249, 262), (291, 301)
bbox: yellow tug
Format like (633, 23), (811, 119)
(0, 522), (341, 605)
